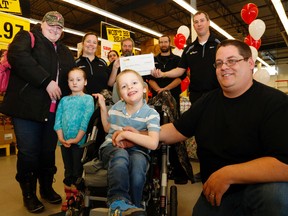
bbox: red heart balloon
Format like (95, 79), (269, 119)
(174, 33), (186, 49)
(244, 34), (261, 50)
(181, 76), (190, 92)
(241, 3), (258, 24)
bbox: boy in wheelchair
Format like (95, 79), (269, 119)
(93, 69), (160, 216)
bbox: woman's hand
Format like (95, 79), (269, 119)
(46, 80), (62, 100)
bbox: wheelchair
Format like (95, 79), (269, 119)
(65, 91), (191, 216)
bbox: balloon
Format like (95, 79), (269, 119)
(253, 68), (270, 84)
(244, 35), (261, 50)
(249, 46), (258, 63)
(249, 19), (266, 40)
(177, 25), (190, 39)
(241, 3), (258, 24)
(174, 33), (186, 49)
(173, 47), (183, 57)
(181, 76), (190, 92)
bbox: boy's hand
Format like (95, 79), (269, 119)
(112, 130), (135, 148)
(92, 93), (106, 108)
(122, 126), (139, 133)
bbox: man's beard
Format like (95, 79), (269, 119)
(160, 47), (170, 53)
(122, 50), (133, 56)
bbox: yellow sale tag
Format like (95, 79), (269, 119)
(0, 0), (22, 14)
(0, 12), (30, 44)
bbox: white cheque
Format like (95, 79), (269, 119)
(119, 53), (154, 76)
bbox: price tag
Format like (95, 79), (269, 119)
(0, 0), (21, 14)
(0, 12), (30, 45)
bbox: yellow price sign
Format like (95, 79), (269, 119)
(0, 0), (21, 14)
(0, 12), (30, 45)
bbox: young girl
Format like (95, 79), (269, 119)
(54, 68), (94, 211)
(93, 69), (160, 216)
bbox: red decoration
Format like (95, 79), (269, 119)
(174, 33), (186, 49)
(241, 3), (258, 24)
(244, 35), (261, 50)
(181, 76), (190, 92)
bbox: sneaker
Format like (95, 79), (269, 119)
(109, 200), (146, 216)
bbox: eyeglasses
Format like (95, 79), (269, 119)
(214, 58), (248, 69)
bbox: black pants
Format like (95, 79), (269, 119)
(61, 145), (84, 186)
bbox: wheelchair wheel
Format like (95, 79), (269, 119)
(65, 209), (74, 216)
(169, 185), (177, 216)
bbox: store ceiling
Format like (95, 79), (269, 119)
(24, 0), (288, 66)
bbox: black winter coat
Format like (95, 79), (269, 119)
(0, 24), (76, 122)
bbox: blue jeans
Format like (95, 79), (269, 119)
(101, 145), (149, 207)
(13, 113), (57, 179)
(193, 182), (288, 216)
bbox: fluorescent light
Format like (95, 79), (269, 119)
(62, 0), (162, 38)
(272, 0), (288, 35)
(67, 46), (78, 51)
(173, 0), (233, 39)
(173, 0), (276, 72)
(173, 0), (197, 14)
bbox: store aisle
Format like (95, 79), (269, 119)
(0, 147), (202, 216)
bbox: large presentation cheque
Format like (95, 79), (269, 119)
(119, 53), (154, 76)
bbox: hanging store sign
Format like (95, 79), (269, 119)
(0, 12), (30, 47)
(0, 0), (21, 14)
(101, 21), (135, 43)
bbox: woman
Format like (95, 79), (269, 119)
(107, 49), (119, 64)
(75, 32), (111, 95)
(0, 11), (76, 213)
(75, 32), (111, 166)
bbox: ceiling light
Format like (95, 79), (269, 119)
(62, 0), (162, 38)
(173, 0), (233, 39)
(272, 0), (288, 35)
(172, 0), (276, 73)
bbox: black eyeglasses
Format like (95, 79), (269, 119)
(214, 58), (248, 69)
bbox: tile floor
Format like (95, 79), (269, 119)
(0, 146), (202, 216)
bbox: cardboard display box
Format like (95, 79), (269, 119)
(0, 113), (17, 156)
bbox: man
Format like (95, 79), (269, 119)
(152, 11), (220, 103)
(152, 11), (221, 181)
(159, 39), (288, 216)
(148, 35), (188, 184)
(108, 38), (134, 87)
(107, 38), (135, 103)
(107, 38), (149, 103)
(149, 35), (185, 110)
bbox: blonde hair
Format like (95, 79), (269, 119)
(116, 69), (145, 98)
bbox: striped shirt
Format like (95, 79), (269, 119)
(100, 100), (160, 150)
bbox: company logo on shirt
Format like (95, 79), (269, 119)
(190, 51), (198, 55)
